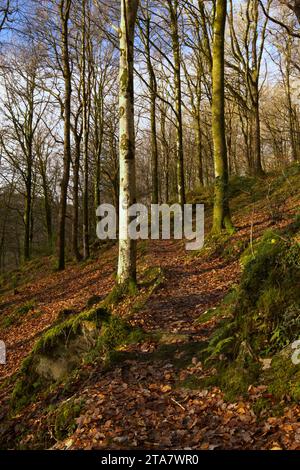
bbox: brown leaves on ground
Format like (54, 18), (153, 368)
(0, 247), (117, 379)
(51, 366), (300, 450)
(0, 195), (299, 450)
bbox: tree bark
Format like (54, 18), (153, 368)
(72, 131), (82, 261)
(249, 80), (264, 176)
(284, 42), (298, 161)
(23, 173), (32, 261)
(40, 165), (53, 253)
(195, 112), (204, 187)
(57, 0), (72, 271)
(144, 13), (159, 205)
(212, 0), (234, 234)
(168, 0), (185, 209)
(117, 0), (139, 286)
(81, 0), (90, 260)
(23, 76), (35, 261)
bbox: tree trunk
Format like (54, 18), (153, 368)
(150, 86), (159, 205)
(57, 0), (72, 271)
(212, 0), (234, 234)
(23, 174), (32, 261)
(250, 84), (264, 176)
(41, 170), (53, 253)
(144, 13), (159, 204)
(92, 65), (104, 212)
(72, 132), (82, 261)
(168, 0), (185, 209)
(94, 108), (103, 210)
(23, 82), (35, 261)
(117, 0), (139, 286)
(285, 52), (298, 162)
(81, 0), (90, 260)
(195, 113), (204, 187)
(160, 105), (169, 203)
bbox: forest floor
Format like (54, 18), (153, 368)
(0, 171), (300, 450)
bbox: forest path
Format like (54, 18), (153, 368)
(1, 194), (299, 450)
(131, 238), (239, 334)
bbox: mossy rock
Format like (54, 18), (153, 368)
(10, 305), (139, 411)
(207, 225), (300, 361)
(200, 220), (300, 401)
(219, 361), (260, 401)
(56, 308), (76, 323)
(262, 344), (300, 401)
(10, 266), (162, 412)
(103, 279), (138, 306)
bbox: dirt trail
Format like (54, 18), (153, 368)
(52, 208), (300, 450)
(133, 239), (239, 333)
(2, 199), (300, 450)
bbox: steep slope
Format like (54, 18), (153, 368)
(0, 166), (299, 450)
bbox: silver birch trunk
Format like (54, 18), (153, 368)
(117, 0), (139, 286)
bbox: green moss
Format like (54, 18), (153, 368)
(197, 356), (261, 401)
(16, 300), (36, 315)
(251, 397), (284, 418)
(10, 306), (108, 410)
(262, 348), (300, 401)
(11, 372), (50, 411)
(186, 184), (214, 207)
(85, 317), (145, 366)
(228, 175), (257, 198)
(208, 225), (300, 362)
(105, 266), (163, 311)
(221, 362), (260, 401)
(104, 279), (138, 306)
(86, 295), (103, 308)
(130, 267), (164, 314)
(196, 232), (232, 259)
(12, 397), (85, 448)
(1, 316), (15, 328)
(194, 216), (299, 403)
(56, 308), (76, 323)
(137, 240), (148, 257)
(33, 306), (108, 355)
(52, 398), (83, 441)
(10, 264), (164, 412)
(10, 303), (145, 411)
(195, 308), (218, 325)
(98, 316), (131, 351)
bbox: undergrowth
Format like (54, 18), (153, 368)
(198, 216), (300, 401)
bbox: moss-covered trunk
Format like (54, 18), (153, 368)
(212, 0), (234, 234)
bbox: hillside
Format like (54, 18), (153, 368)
(0, 167), (299, 450)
